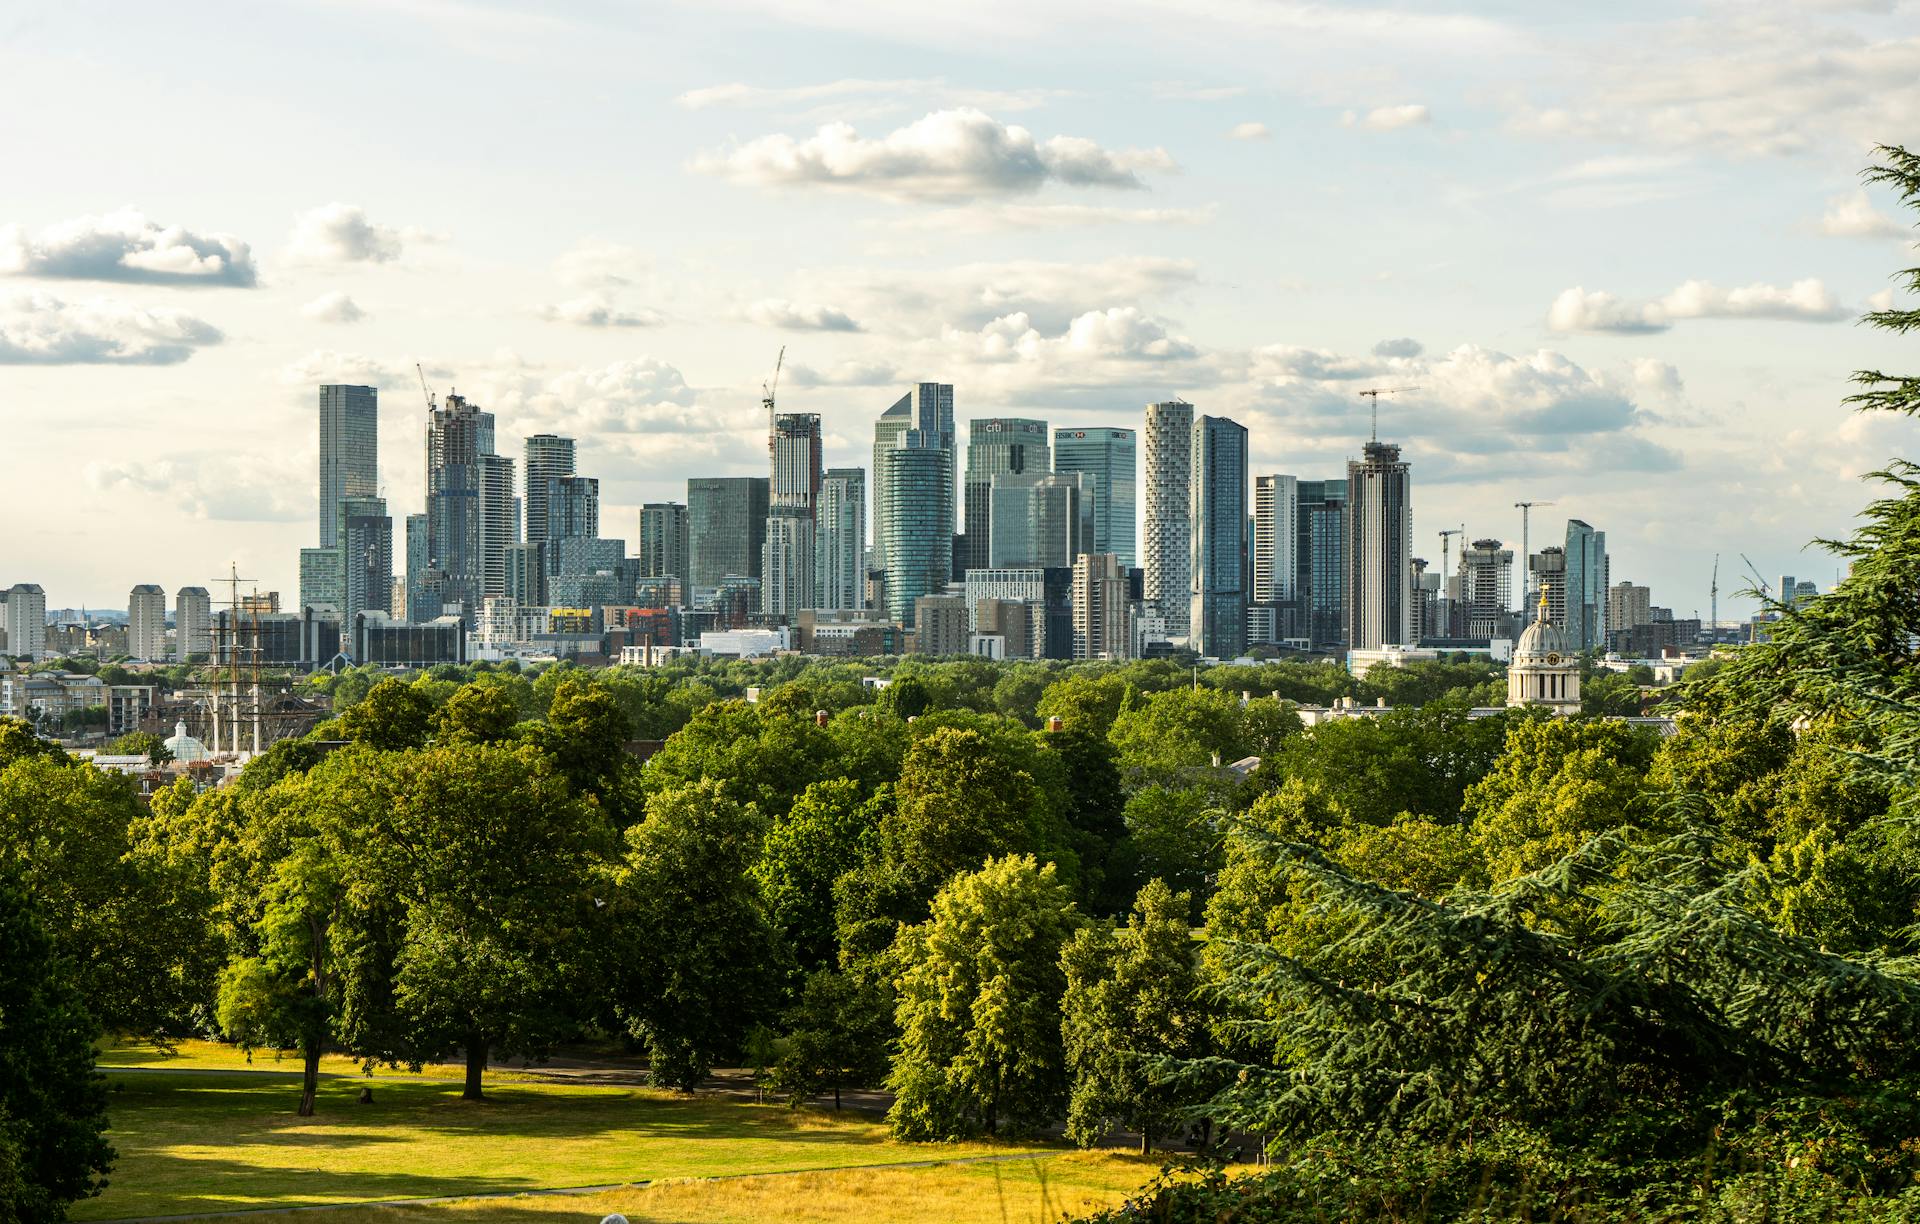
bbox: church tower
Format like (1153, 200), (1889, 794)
(1507, 585), (1581, 715)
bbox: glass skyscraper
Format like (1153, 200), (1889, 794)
(319, 385), (378, 550)
(1053, 427), (1136, 568)
(964, 418), (1048, 573)
(874, 384), (956, 626)
(988, 473), (1084, 570)
(523, 434), (576, 546)
(338, 495), (394, 628)
(638, 503), (690, 600)
(1345, 441), (1413, 650)
(872, 384), (954, 576)
(815, 467), (865, 611)
(1189, 415), (1248, 659)
(1298, 479), (1348, 649)
(687, 476), (769, 603)
(1564, 519), (1609, 652)
(1143, 401), (1193, 637)
(426, 392), (497, 623)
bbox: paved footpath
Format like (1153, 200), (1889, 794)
(99, 1150), (1067, 1223)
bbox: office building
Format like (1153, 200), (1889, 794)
(1054, 427), (1136, 566)
(1143, 400), (1194, 637)
(687, 476), (769, 602)
(299, 547), (342, 612)
(1457, 538), (1514, 639)
(1189, 415), (1248, 659)
(338, 495), (394, 627)
(1608, 581), (1653, 634)
(963, 418), (1049, 572)
(523, 434), (577, 545)
(638, 503), (691, 598)
(1073, 552), (1133, 660)
(426, 392), (498, 623)
(912, 593), (970, 656)
(815, 468), (865, 612)
(318, 385), (378, 549)
(988, 473), (1084, 570)
(1250, 474), (1298, 644)
(1564, 519), (1609, 653)
(1344, 441), (1413, 651)
(175, 586), (211, 661)
(872, 383), (955, 577)
(127, 584), (167, 660)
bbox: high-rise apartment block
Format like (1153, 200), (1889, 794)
(964, 418), (1048, 573)
(764, 413), (824, 622)
(1143, 400), (1194, 638)
(1456, 538), (1513, 639)
(4, 584), (45, 662)
(1298, 479), (1348, 648)
(319, 385), (378, 549)
(1189, 414), (1248, 659)
(815, 468), (866, 612)
(175, 586), (211, 661)
(426, 392), (498, 623)
(1054, 427), (1136, 567)
(1250, 474), (1298, 644)
(338, 496), (394, 626)
(1345, 441), (1413, 650)
(1608, 580), (1652, 633)
(128, 584), (167, 660)
(638, 503), (690, 600)
(1072, 552), (1132, 660)
(478, 452), (519, 601)
(1530, 546), (1569, 628)
(523, 434), (577, 546)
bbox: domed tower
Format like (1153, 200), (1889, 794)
(1507, 585), (1580, 715)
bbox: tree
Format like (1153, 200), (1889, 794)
(1062, 879), (1210, 1153)
(1464, 718), (1658, 883)
(431, 682), (520, 745)
(770, 970), (892, 1109)
(1036, 673), (1131, 737)
(334, 743), (613, 1100)
(335, 678), (432, 750)
(1114, 786), (1221, 919)
(879, 675), (932, 719)
(0, 869), (113, 1221)
(754, 778), (884, 973)
(887, 855), (1081, 1140)
(880, 726), (1062, 897)
(534, 677), (633, 798)
(105, 730), (171, 764)
(1108, 688), (1249, 790)
(615, 779), (780, 1091)
(1038, 724), (1130, 913)
(1253, 705), (1514, 828)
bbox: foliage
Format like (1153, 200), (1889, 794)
(105, 730), (171, 763)
(754, 778), (884, 974)
(768, 970), (892, 1108)
(0, 868), (113, 1221)
(888, 855), (1082, 1140)
(1464, 717), (1660, 883)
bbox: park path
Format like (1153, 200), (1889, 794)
(95, 1149), (1072, 1223)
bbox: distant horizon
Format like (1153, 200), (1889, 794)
(4, 1), (1914, 615)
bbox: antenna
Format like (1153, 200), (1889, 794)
(1356, 386), (1417, 443)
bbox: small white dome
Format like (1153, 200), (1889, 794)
(163, 719), (208, 763)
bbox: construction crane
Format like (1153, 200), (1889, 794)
(762, 345), (786, 461)
(416, 362), (436, 412)
(1709, 554), (1719, 636)
(1356, 386), (1417, 443)
(1513, 501), (1557, 615)
(1438, 527), (1464, 636)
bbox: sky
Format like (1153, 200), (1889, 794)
(3, 0), (1920, 619)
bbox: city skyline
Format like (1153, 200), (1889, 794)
(3, 2), (1913, 612)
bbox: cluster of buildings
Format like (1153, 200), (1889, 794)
(3, 374), (1777, 679)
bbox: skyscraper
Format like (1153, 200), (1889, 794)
(1054, 427), (1136, 567)
(338, 495), (394, 627)
(175, 586), (211, 661)
(1250, 474), (1298, 644)
(425, 392), (497, 622)
(4, 584), (45, 661)
(1456, 538), (1514, 639)
(1189, 415), (1248, 659)
(403, 512), (430, 619)
(872, 383), (955, 576)
(964, 418), (1048, 573)
(1344, 441), (1413, 650)
(1531, 546), (1568, 628)
(1298, 478), (1348, 648)
(988, 473), (1085, 570)
(523, 434), (577, 546)
(764, 413), (824, 622)
(1564, 519), (1609, 652)
(875, 385), (957, 627)
(638, 502), (690, 599)
(479, 452), (519, 601)
(319, 385), (378, 549)
(503, 542), (544, 606)
(687, 476), (769, 602)
(1072, 552), (1132, 660)
(299, 547), (342, 611)
(128, 584), (167, 660)
(546, 475), (599, 542)
(815, 468), (866, 612)
(1143, 400), (1194, 638)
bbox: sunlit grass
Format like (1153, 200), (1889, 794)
(74, 1070), (1072, 1221)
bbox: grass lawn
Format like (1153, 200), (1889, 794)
(96, 1039), (551, 1082)
(75, 1067), (1104, 1222)
(231, 1151), (1161, 1223)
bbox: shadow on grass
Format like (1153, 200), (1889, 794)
(77, 1156), (550, 1222)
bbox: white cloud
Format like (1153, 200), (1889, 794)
(1372, 336), (1424, 358)
(1342, 104), (1432, 131)
(535, 296), (665, 328)
(1229, 121), (1270, 141)
(1819, 190), (1908, 239)
(786, 359), (900, 387)
(467, 358), (739, 446)
(745, 298), (862, 332)
(0, 291), (223, 365)
(301, 291), (365, 324)
(0, 207), (256, 287)
(278, 349), (403, 388)
(884, 203), (1214, 232)
(88, 454), (310, 523)
(285, 203), (418, 264)
(1153, 83), (1250, 102)
(675, 79), (1066, 114)
(834, 254), (1200, 333)
(692, 108), (1175, 202)
(1547, 279), (1850, 333)
(553, 242), (650, 289)
(941, 306), (1200, 369)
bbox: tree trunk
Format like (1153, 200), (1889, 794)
(463, 1032), (487, 1101)
(297, 1042), (321, 1118)
(1140, 1128), (1152, 1156)
(832, 1082), (841, 1110)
